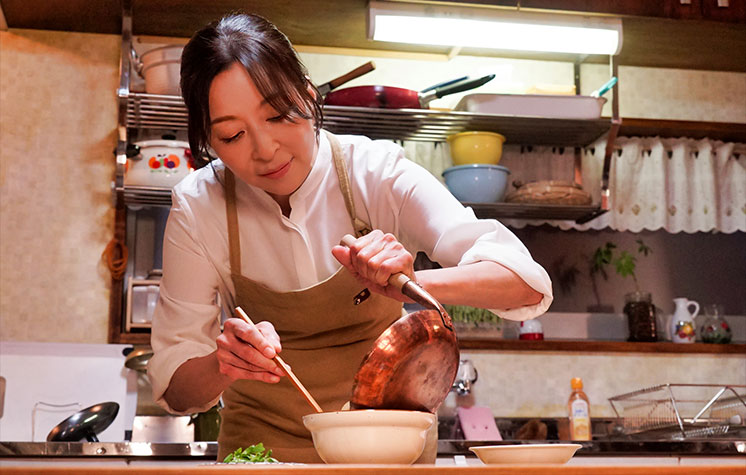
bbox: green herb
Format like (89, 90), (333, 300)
(444, 305), (501, 325)
(223, 443), (279, 464)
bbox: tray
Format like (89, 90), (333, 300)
(454, 93), (607, 119)
(608, 383), (746, 440)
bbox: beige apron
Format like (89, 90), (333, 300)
(217, 132), (436, 463)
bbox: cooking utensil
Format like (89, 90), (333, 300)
(339, 235), (459, 413)
(302, 409), (436, 464)
(125, 139), (193, 188)
(455, 93), (606, 119)
(46, 402), (119, 442)
(443, 164), (511, 203)
(124, 346), (153, 373)
(447, 131), (506, 165)
(235, 307), (323, 414)
(470, 444), (582, 465)
(420, 76), (468, 93)
(316, 61), (375, 97)
(591, 76), (618, 98)
(324, 74), (495, 109)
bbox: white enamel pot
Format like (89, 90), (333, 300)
(125, 140), (193, 188)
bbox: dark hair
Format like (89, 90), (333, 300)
(180, 13), (323, 166)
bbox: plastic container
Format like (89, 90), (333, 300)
(442, 164), (511, 203)
(519, 319), (543, 340)
(568, 378), (591, 441)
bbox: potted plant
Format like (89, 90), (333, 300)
(445, 305), (503, 338)
(591, 239), (658, 342)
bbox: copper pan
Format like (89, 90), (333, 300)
(340, 235), (459, 413)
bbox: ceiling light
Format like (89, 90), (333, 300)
(368, 1), (623, 56)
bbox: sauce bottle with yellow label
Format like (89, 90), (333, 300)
(568, 377), (591, 440)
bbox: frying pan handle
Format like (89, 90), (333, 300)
(433, 73), (495, 99)
(339, 234), (411, 290)
(328, 61), (375, 89)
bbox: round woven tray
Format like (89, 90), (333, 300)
(505, 180), (592, 205)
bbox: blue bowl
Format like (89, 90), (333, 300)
(442, 164), (511, 203)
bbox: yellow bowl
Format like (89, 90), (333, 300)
(302, 410), (435, 464)
(447, 131), (506, 165)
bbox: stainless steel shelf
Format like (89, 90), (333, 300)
(121, 93), (611, 221)
(466, 202), (608, 224)
(323, 105), (611, 145)
(120, 186), (606, 222)
(121, 185), (172, 207)
(124, 93), (611, 145)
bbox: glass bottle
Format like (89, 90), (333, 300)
(700, 304), (732, 344)
(568, 377), (591, 441)
(624, 291), (658, 342)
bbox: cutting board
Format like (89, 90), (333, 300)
(457, 406), (502, 441)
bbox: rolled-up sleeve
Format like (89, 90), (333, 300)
(147, 192), (224, 415)
(376, 147), (553, 321)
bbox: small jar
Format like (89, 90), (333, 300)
(624, 291), (658, 342)
(519, 319), (544, 340)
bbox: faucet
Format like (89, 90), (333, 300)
(451, 359), (478, 396)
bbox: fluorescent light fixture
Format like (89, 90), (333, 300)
(368, 1), (623, 56)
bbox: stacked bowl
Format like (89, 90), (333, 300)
(443, 131), (510, 203)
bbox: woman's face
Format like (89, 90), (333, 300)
(208, 62), (318, 199)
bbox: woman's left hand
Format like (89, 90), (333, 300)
(331, 230), (415, 302)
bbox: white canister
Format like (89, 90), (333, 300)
(125, 140), (193, 188)
(135, 44), (183, 95)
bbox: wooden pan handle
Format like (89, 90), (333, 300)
(339, 234), (410, 291)
(328, 61), (375, 89)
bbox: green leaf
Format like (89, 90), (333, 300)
(636, 239), (652, 256)
(223, 444), (278, 464)
(613, 251), (637, 278)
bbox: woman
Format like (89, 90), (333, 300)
(148, 13), (552, 463)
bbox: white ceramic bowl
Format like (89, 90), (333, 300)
(302, 410), (436, 464)
(470, 444), (582, 465)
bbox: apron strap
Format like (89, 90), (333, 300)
(325, 131), (371, 237)
(224, 169), (242, 273)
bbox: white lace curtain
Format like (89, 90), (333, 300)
(403, 136), (746, 233)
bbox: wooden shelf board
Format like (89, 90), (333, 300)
(616, 118), (746, 143)
(459, 339), (746, 354)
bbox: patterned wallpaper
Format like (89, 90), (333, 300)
(0, 30), (119, 342)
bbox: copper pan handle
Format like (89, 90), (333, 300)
(339, 234), (453, 331)
(339, 234), (410, 290)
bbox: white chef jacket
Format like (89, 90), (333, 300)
(149, 131), (553, 414)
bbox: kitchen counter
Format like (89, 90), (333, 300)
(0, 464), (744, 474)
(2, 439), (745, 459)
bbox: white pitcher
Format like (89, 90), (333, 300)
(669, 298), (700, 343)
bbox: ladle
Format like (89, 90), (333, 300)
(235, 307), (323, 414)
(340, 235), (459, 413)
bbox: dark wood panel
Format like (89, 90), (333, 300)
(2, 0), (745, 72)
(617, 117), (746, 143)
(459, 338), (746, 354)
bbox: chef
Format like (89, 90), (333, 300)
(148, 12), (553, 463)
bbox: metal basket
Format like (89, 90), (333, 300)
(608, 383), (746, 439)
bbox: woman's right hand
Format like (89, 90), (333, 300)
(215, 318), (285, 384)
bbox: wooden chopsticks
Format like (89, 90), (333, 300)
(235, 307), (323, 414)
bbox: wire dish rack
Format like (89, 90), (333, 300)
(608, 384), (746, 440)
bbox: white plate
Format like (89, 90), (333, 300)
(470, 444), (583, 465)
